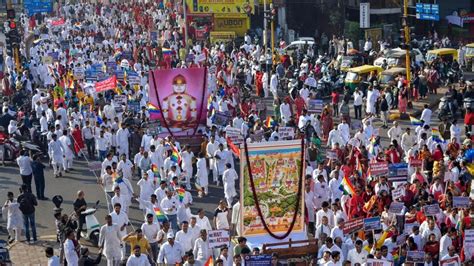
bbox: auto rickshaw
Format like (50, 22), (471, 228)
(344, 65), (383, 92)
(378, 67), (406, 88)
(426, 48), (458, 65)
(465, 43), (474, 70)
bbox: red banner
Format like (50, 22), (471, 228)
(342, 217), (364, 234)
(95, 75), (117, 93)
(51, 18), (65, 26)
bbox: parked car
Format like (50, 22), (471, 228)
(374, 48), (424, 68)
(281, 40), (315, 56)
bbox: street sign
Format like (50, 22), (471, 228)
(360, 2), (370, 29)
(415, 3), (440, 21)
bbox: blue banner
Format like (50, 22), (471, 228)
(24, 0), (53, 16)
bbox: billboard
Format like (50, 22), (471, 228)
(24, 0), (53, 16)
(148, 68), (207, 136)
(214, 14), (250, 36)
(240, 140), (305, 237)
(186, 0), (253, 14)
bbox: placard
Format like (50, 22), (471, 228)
(392, 186), (405, 199)
(388, 163), (408, 182)
(406, 251), (425, 263)
(88, 161), (102, 171)
(453, 196), (470, 208)
(146, 121), (162, 136)
(308, 99), (323, 114)
(250, 130), (264, 142)
(208, 230), (230, 249)
(226, 127), (244, 145)
(388, 202), (405, 214)
(114, 95), (128, 106)
(369, 161), (389, 176)
(464, 229), (474, 259)
(404, 222), (418, 234)
(343, 217), (364, 234)
(326, 150), (337, 160)
(106, 61), (117, 73)
(127, 71), (140, 85)
(73, 66), (85, 80)
(42, 56), (53, 65)
(243, 255), (272, 266)
(128, 101), (141, 113)
(423, 204), (440, 216)
(409, 158), (422, 167)
(364, 217), (381, 231)
(396, 233), (407, 245)
(213, 112), (231, 126)
(279, 127), (295, 139)
(366, 259), (393, 266)
(440, 257), (460, 266)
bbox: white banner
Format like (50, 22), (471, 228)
(208, 230), (230, 249)
(360, 2), (371, 29)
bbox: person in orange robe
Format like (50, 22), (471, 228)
(255, 70), (263, 97)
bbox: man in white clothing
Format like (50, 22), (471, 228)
(387, 121), (402, 144)
(347, 240), (368, 265)
(110, 203), (129, 260)
(420, 104), (432, 125)
(126, 245), (151, 266)
(99, 214), (122, 266)
(175, 221), (194, 252)
(280, 100), (292, 125)
(64, 230), (79, 266)
(327, 127), (343, 148)
(59, 130), (74, 172)
(116, 124), (130, 159)
(157, 232), (185, 264)
(48, 134), (65, 178)
(206, 136), (220, 185)
(222, 163), (238, 206)
(193, 229), (210, 264)
(141, 213), (160, 262)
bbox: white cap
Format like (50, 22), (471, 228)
(167, 232), (174, 239)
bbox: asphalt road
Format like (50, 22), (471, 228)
(0, 71), (472, 259)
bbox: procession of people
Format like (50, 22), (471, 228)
(1, 0), (474, 266)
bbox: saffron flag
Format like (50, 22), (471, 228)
(147, 103), (161, 120)
(339, 176), (356, 196)
(432, 128), (442, 141)
(410, 116), (423, 126)
(176, 188), (185, 203)
(204, 256), (213, 266)
(153, 207), (167, 222)
(227, 137), (240, 157)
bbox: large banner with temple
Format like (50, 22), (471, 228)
(240, 140), (305, 238)
(148, 68), (207, 136)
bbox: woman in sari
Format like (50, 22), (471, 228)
(398, 85), (408, 114)
(321, 107), (333, 140)
(71, 124), (85, 157)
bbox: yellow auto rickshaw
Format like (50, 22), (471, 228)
(465, 43), (474, 70)
(344, 65), (383, 91)
(379, 67), (406, 88)
(426, 48), (458, 65)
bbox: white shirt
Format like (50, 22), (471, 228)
(439, 234), (452, 258)
(64, 239), (79, 266)
(193, 238), (210, 261)
(141, 222), (160, 244)
(420, 108), (432, 125)
(126, 254), (151, 266)
(160, 196), (179, 215)
(157, 241), (185, 264)
(353, 91), (363, 106)
(16, 155), (33, 175)
(48, 256), (60, 266)
(175, 229), (194, 252)
(347, 248), (368, 265)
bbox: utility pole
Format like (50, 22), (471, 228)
(403, 0), (411, 83)
(263, 0), (268, 51)
(270, 3), (275, 57)
(183, 0), (188, 55)
(6, 0), (21, 73)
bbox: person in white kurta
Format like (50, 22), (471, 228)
(99, 215), (123, 266)
(126, 247), (151, 266)
(180, 146), (194, 190)
(206, 137), (219, 185)
(2, 193), (23, 242)
(116, 125), (130, 158)
(222, 163), (238, 206)
(280, 101), (292, 124)
(117, 155), (134, 180)
(450, 121), (461, 144)
(64, 231), (79, 266)
(137, 173), (155, 210)
(366, 87), (379, 114)
(387, 122), (402, 144)
(176, 184), (193, 224)
(337, 120), (350, 145)
(196, 154), (209, 196)
(48, 134), (65, 177)
(59, 132), (74, 171)
(193, 230), (211, 264)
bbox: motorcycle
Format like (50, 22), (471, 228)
(2, 136), (42, 162)
(438, 96), (458, 120)
(445, 68), (463, 86)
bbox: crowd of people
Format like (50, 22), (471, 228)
(0, 0), (474, 266)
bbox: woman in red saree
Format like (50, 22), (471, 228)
(321, 107), (333, 140)
(71, 124), (85, 156)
